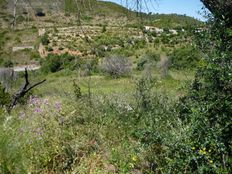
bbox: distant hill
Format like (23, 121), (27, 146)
(148, 13), (203, 28)
(0, 0), (202, 28)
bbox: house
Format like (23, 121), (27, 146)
(144, 26), (164, 34)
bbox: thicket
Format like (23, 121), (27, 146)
(171, 1), (232, 172)
(137, 52), (160, 71)
(41, 54), (83, 73)
(0, 0), (231, 173)
(169, 45), (201, 70)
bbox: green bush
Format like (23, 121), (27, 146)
(137, 52), (160, 71)
(171, 2), (232, 173)
(3, 60), (13, 68)
(41, 33), (50, 45)
(41, 54), (83, 73)
(0, 84), (11, 107)
(169, 45), (201, 69)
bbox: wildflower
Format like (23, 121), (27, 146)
(191, 147), (196, 150)
(132, 155), (137, 162)
(35, 107), (42, 113)
(209, 160), (213, 164)
(30, 96), (40, 105)
(199, 149), (207, 155)
(55, 102), (62, 112)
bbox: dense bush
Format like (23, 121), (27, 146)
(171, 2), (232, 173)
(101, 55), (132, 78)
(3, 60), (13, 68)
(0, 84), (11, 107)
(41, 54), (83, 73)
(41, 33), (50, 45)
(169, 45), (201, 69)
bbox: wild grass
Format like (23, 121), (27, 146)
(0, 66), (194, 173)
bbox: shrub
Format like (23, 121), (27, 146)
(169, 45), (201, 69)
(171, 2), (232, 173)
(102, 25), (107, 33)
(41, 54), (82, 73)
(41, 33), (50, 45)
(0, 84), (11, 107)
(3, 60), (13, 68)
(101, 55), (132, 78)
(137, 52), (160, 71)
(73, 80), (82, 99)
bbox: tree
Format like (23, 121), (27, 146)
(175, 0), (232, 172)
(11, 0), (18, 28)
(201, 0), (232, 27)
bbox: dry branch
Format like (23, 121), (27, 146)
(8, 68), (46, 111)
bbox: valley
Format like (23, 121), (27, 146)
(0, 0), (231, 174)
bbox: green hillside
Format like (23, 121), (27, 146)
(0, 0), (202, 28)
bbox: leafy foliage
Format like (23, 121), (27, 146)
(137, 52), (160, 71)
(173, 1), (232, 173)
(41, 33), (50, 46)
(41, 54), (82, 73)
(0, 84), (11, 107)
(169, 45), (201, 69)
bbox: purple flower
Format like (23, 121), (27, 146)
(35, 107), (42, 113)
(55, 102), (62, 112)
(30, 96), (41, 106)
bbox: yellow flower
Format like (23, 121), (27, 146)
(191, 147), (196, 150)
(132, 156), (137, 162)
(208, 149), (212, 153)
(203, 147), (206, 151)
(209, 160), (213, 164)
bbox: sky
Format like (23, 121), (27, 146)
(103, 0), (206, 21)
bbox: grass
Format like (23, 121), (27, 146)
(0, 2), (201, 172)
(27, 67), (194, 100)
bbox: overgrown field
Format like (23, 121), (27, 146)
(0, 67), (193, 173)
(0, 0), (231, 173)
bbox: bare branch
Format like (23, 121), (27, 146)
(8, 68), (46, 111)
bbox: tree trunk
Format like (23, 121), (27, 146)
(11, 0), (18, 28)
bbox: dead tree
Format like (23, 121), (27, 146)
(8, 68), (46, 111)
(11, 0), (18, 28)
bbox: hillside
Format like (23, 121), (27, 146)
(1, 1), (230, 174)
(0, 0), (202, 28)
(0, 0), (203, 68)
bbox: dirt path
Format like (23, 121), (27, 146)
(13, 65), (41, 72)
